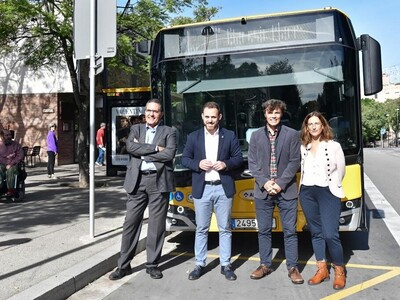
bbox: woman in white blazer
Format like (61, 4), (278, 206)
(299, 111), (346, 290)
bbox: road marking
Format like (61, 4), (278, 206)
(169, 251), (400, 299)
(167, 176), (400, 299)
(321, 267), (400, 300)
(364, 173), (400, 246)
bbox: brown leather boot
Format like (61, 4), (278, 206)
(308, 260), (330, 285)
(333, 265), (346, 290)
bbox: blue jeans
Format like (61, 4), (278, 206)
(299, 185), (344, 265)
(193, 184), (233, 267)
(96, 147), (105, 164)
(255, 195), (299, 269)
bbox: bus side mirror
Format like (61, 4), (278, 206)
(136, 40), (152, 58)
(358, 34), (383, 96)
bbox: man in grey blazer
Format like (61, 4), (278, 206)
(248, 99), (304, 284)
(109, 99), (176, 281)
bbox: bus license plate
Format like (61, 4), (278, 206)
(232, 218), (276, 229)
(232, 219), (258, 229)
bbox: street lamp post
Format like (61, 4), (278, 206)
(396, 108), (399, 147)
(385, 113), (390, 147)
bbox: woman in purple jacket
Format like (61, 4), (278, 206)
(46, 123), (58, 179)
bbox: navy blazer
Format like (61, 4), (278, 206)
(182, 127), (243, 199)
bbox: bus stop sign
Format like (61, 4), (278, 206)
(73, 0), (116, 60)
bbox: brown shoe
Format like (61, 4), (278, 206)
(333, 264), (346, 290)
(288, 267), (304, 284)
(250, 264), (273, 279)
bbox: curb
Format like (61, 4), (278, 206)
(8, 225), (148, 300)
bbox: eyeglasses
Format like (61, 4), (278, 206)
(145, 109), (160, 114)
(307, 122), (322, 127)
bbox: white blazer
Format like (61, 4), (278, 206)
(299, 140), (345, 198)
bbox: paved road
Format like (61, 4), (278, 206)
(69, 148), (400, 300)
(0, 164), (129, 300)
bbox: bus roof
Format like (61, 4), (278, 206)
(159, 7), (348, 32)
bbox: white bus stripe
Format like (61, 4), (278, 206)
(364, 173), (400, 246)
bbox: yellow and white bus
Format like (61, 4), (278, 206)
(145, 7), (382, 232)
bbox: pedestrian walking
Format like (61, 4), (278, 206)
(46, 123), (58, 179)
(96, 122), (106, 166)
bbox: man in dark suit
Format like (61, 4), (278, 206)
(182, 102), (243, 281)
(109, 99), (176, 281)
(248, 99), (304, 284)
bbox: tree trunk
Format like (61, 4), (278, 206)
(64, 44), (90, 188)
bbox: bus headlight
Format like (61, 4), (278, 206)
(345, 201), (355, 209)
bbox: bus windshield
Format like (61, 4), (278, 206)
(150, 8), (380, 232)
(163, 45), (359, 168)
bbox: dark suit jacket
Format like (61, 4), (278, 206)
(123, 123), (177, 194)
(182, 127), (243, 199)
(248, 125), (301, 200)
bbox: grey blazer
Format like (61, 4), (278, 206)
(248, 125), (301, 200)
(123, 123), (177, 194)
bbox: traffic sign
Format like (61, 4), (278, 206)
(380, 128), (386, 135)
(74, 0), (116, 60)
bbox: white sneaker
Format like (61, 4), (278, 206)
(51, 174), (58, 179)
(95, 162), (102, 166)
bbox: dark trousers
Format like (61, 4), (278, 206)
(0, 164), (19, 189)
(118, 173), (169, 270)
(47, 151), (56, 175)
(299, 185), (344, 265)
(255, 195), (299, 269)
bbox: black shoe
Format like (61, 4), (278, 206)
(109, 267), (132, 281)
(188, 265), (205, 280)
(221, 265), (237, 281)
(146, 267), (163, 279)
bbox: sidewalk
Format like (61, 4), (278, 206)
(0, 164), (148, 300)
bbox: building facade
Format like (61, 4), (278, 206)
(0, 54), (76, 165)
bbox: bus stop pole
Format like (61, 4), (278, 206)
(89, 0), (96, 238)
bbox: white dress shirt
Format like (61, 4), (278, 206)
(204, 128), (220, 181)
(141, 125), (158, 171)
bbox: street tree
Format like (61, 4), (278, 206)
(383, 98), (400, 145)
(361, 98), (390, 145)
(0, 0), (216, 187)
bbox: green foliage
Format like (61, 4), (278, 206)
(107, 0), (218, 85)
(170, 0), (220, 25)
(361, 97), (400, 143)
(0, 0), (216, 186)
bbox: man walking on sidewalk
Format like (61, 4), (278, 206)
(95, 122), (106, 166)
(109, 99), (176, 281)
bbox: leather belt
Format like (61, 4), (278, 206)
(141, 170), (157, 175)
(204, 180), (221, 185)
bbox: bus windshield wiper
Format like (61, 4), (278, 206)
(178, 79), (202, 94)
(313, 67), (341, 82)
